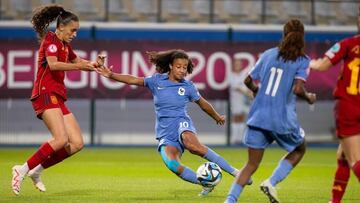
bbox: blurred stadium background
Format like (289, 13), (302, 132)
(0, 0), (359, 146)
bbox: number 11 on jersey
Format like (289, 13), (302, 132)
(265, 67), (283, 97)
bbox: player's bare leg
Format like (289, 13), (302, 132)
(28, 113), (84, 192)
(341, 135), (360, 180)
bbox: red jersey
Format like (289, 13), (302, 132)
(325, 35), (360, 103)
(30, 31), (77, 101)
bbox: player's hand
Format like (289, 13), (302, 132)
(91, 54), (106, 68)
(307, 93), (316, 104)
(96, 54), (106, 67)
(309, 59), (320, 70)
(216, 115), (225, 125)
(95, 65), (113, 78)
(79, 61), (95, 71)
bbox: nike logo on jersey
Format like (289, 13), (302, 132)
(157, 87), (165, 90)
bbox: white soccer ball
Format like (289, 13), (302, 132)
(196, 162), (222, 187)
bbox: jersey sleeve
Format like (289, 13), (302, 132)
(189, 82), (201, 102)
(324, 40), (347, 65)
(295, 58), (310, 81)
(144, 74), (157, 92)
(45, 41), (60, 58)
(68, 45), (77, 62)
(249, 54), (264, 80)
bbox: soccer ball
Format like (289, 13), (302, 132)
(196, 162), (222, 187)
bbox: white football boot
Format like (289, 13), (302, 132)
(28, 168), (46, 192)
(260, 179), (280, 203)
(11, 165), (26, 195)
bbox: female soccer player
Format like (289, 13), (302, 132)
(95, 49), (241, 196)
(225, 19), (316, 203)
(309, 9), (360, 203)
(11, 4), (104, 195)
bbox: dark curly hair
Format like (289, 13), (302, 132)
(147, 49), (194, 74)
(278, 19), (306, 62)
(31, 4), (78, 42)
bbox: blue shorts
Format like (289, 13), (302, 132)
(157, 117), (197, 154)
(243, 126), (305, 152)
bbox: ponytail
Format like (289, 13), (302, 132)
(278, 19), (306, 62)
(31, 4), (78, 42)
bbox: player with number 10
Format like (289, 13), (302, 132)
(96, 49), (242, 196)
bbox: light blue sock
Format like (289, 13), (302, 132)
(269, 159), (293, 186)
(225, 183), (243, 203)
(204, 147), (237, 176)
(180, 166), (200, 184)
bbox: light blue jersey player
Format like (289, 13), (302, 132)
(144, 73), (199, 146)
(96, 49), (241, 196)
(226, 19), (316, 203)
(246, 46), (309, 139)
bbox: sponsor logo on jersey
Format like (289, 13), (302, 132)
(47, 44), (58, 53)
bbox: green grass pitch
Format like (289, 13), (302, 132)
(1, 147), (359, 202)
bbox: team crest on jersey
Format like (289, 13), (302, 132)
(47, 44), (57, 53)
(178, 87), (185, 96)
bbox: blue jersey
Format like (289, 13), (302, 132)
(247, 47), (310, 134)
(144, 73), (201, 140)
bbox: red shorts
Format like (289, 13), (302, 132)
(31, 92), (71, 119)
(335, 99), (360, 138)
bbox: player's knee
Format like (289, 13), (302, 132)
(54, 135), (69, 148)
(72, 142), (84, 152)
(185, 143), (204, 156)
(70, 138), (84, 152)
(294, 143), (306, 156)
(188, 147), (202, 156)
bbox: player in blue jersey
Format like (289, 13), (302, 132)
(95, 49), (243, 196)
(225, 19), (316, 203)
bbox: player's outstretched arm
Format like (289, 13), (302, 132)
(309, 57), (332, 71)
(293, 79), (316, 104)
(95, 65), (144, 86)
(195, 97), (225, 125)
(47, 56), (95, 71)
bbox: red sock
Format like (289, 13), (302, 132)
(27, 142), (55, 170)
(352, 160), (360, 181)
(331, 159), (350, 203)
(42, 147), (70, 169)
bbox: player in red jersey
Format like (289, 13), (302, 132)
(310, 8), (360, 203)
(11, 4), (104, 195)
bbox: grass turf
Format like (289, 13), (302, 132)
(1, 147), (359, 202)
